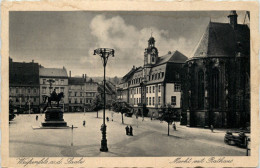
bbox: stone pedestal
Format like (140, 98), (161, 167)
(41, 107), (67, 127)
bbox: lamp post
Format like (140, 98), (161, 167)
(94, 48), (115, 152)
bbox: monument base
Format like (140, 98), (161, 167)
(41, 107), (67, 127)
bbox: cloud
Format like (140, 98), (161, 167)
(81, 14), (193, 76)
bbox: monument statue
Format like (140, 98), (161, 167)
(42, 90), (64, 111)
(41, 90), (67, 127)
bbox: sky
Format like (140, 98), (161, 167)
(9, 11), (249, 77)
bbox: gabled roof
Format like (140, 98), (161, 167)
(9, 60), (39, 86)
(157, 50), (188, 64)
(68, 77), (85, 85)
(192, 22), (250, 58)
(39, 68), (68, 78)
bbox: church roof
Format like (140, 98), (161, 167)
(39, 67), (68, 78)
(192, 22), (250, 58)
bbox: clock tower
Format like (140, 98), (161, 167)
(143, 36), (159, 83)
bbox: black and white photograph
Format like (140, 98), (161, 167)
(2, 1), (259, 167)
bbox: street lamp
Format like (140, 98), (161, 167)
(94, 48), (115, 152)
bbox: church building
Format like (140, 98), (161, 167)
(117, 36), (188, 116)
(182, 11), (250, 128)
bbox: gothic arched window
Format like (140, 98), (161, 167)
(198, 70), (205, 109)
(211, 68), (219, 109)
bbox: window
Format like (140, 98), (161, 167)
(212, 68), (219, 108)
(55, 79), (59, 85)
(158, 85), (161, 92)
(75, 98), (78, 104)
(42, 87), (46, 94)
(146, 97), (148, 104)
(155, 74), (157, 80)
(152, 75), (154, 80)
(136, 88), (138, 94)
(69, 92), (72, 97)
(198, 70), (205, 109)
(55, 87), (59, 93)
(16, 98), (19, 102)
(171, 96), (176, 105)
(152, 56), (155, 62)
(161, 72), (164, 78)
(158, 96), (161, 105)
(149, 97), (151, 105)
(16, 88), (18, 94)
(60, 87), (64, 93)
(34, 97), (36, 102)
(176, 72), (180, 79)
(146, 87), (148, 93)
(43, 79), (46, 84)
(34, 88), (37, 94)
(28, 88), (31, 94)
(69, 98), (71, 103)
(152, 97), (155, 105)
(153, 86), (155, 93)
(174, 84), (181, 92)
(80, 92), (83, 96)
(80, 98), (83, 104)
(74, 92), (77, 97)
(61, 80), (64, 85)
(149, 86), (151, 93)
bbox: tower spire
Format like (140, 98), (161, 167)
(151, 29), (153, 37)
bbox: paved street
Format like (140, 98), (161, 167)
(9, 111), (247, 157)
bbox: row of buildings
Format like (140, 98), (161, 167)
(116, 11), (250, 128)
(9, 59), (116, 112)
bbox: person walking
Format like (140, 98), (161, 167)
(129, 125), (133, 136)
(106, 117), (109, 122)
(210, 124), (214, 133)
(83, 120), (86, 127)
(173, 122), (176, 131)
(125, 125), (129, 135)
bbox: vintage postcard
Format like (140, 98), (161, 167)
(1, 1), (259, 168)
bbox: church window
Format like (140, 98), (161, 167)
(211, 68), (219, 108)
(152, 56), (155, 62)
(198, 70), (205, 109)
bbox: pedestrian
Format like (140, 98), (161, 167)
(125, 125), (129, 135)
(129, 125), (133, 136)
(83, 120), (86, 127)
(173, 123), (176, 131)
(36, 115), (38, 121)
(106, 117), (109, 122)
(210, 124), (214, 133)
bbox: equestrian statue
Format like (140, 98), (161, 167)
(43, 89), (64, 112)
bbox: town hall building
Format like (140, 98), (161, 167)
(117, 36), (188, 116)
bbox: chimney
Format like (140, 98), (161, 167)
(32, 60), (34, 63)
(228, 10), (238, 29)
(82, 74), (84, 78)
(69, 71), (71, 77)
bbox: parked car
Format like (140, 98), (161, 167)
(224, 131), (250, 148)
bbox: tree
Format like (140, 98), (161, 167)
(91, 95), (102, 118)
(160, 104), (175, 136)
(112, 101), (131, 124)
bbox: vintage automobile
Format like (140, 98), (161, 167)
(224, 131), (250, 148)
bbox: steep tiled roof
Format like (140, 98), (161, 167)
(192, 22), (250, 58)
(9, 60), (39, 86)
(68, 77), (85, 85)
(157, 50), (188, 64)
(39, 68), (68, 78)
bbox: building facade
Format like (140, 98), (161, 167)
(39, 67), (69, 111)
(117, 36), (188, 116)
(68, 76), (86, 112)
(85, 79), (99, 109)
(9, 58), (40, 112)
(182, 11), (250, 128)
